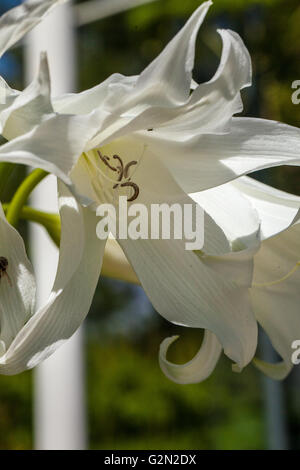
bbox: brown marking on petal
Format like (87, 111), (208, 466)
(113, 154), (124, 181)
(97, 150), (140, 201)
(97, 150), (118, 172)
(124, 160), (138, 178)
(120, 181), (140, 202)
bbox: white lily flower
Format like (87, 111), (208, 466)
(159, 177), (299, 384)
(0, 1), (298, 376)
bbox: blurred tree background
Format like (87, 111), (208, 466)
(0, 0), (299, 450)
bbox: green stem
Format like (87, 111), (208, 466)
(6, 169), (48, 228)
(3, 203), (61, 247)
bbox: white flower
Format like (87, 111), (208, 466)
(0, 0), (298, 378)
(160, 177), (300, 383)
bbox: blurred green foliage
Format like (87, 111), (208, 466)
(87, 337), (264, 450)
(125, 0), (283, 28)
(0, 371), (32, 449)
(0, 335), (264, 450)
(0, 0), (299, 450)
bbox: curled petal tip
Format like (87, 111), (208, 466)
(232, 363), (243, 373)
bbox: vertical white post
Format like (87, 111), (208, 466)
(261, 332), (289, 450)
(25, 1), (87, 450)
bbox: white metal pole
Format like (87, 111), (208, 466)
(74, 0), (158, 26)
(261, 332), (289, 450)
(25, 1), (87, 450)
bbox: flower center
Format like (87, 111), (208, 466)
(72, 136), (147, 207)
(97, 150), (140, 202)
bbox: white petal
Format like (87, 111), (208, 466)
(194, 245), (259, 289)
(253, 358), (290, 381)
(190, 182), (260, 286)
(54, 3), (215, 131)
(0, 182), (105, 374)
(191, 182), (260, 249)
(159, 331), (222, 384)
(0, 77), (19, 128)
(82, 3), (215, 148)
(231, 176), (300, 240)
(0, 109), (106, 184)
(1, 52), (52, 140)
(119, 234), (258, 369)
(88, 28), (251, 149)
(139, 117), (300, 193)
(53, 74), (138, 115)
(0, 0), (66, 58)
(127, 1), (212, 106)
(0, 1), (66, 142)
(57, 7), (251, 150)
(0, 205), (36, 354)
(251, 221), (300, 379)
(117, 146), (257, 368)
(150, 29), (251, 137)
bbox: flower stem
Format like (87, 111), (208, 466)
(6, 169), (48, 228)
(3, 203), (61, 247)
